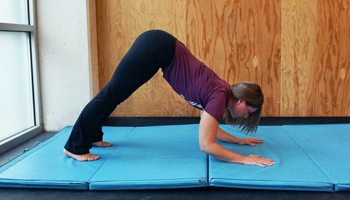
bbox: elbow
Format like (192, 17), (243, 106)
(199, 144), (207, 153)
(199, 142), (212, 153)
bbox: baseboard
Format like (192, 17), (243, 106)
(103, 117), (350, 126)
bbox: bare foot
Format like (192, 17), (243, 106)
(93, 141), (112, 147)
(63, 148), (100, 161)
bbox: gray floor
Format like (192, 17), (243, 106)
(0, 131), (56, 166)
(0, 127), (350, 200)
(1, 186), (350, 200)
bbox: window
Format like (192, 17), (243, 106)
(0, 0), (42, 154)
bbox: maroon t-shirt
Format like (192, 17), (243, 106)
(162, 40), (231, 122)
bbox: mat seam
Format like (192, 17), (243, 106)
(206, 153), (209, 186)
(87, 127), (136, 188)
(87, 124), (207, 189)
(281, 126), (336, 191)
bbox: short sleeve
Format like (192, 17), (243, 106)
(204, 91), (228, 122)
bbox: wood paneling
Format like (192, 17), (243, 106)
(187, 0), (280, 116)
(186, 0), (238, 117)
(281, 0), (318, 116)
(234, 0), (281, 116)
(311, 0), (350, 116)
(92, 0), (350, 117)
(87, 0), (100, 96)
(96, 0), (191, 117)
(281, 0), (350, 116)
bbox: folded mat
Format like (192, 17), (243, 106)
(1, 124), (349, 191)
(209, 125), (334, 191)
(0, 125), (207, 190)
(89, 124), (207, 190)
(283, 124), (350, 191)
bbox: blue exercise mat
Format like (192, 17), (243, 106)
(89, 124), (207, 190)
(0, 124), (207, 190)
(283, 124), (350, 191)
(0, 124), (349, 191)
(0, 126), (134, 189)
(209, 125), (334, 191)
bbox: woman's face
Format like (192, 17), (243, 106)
(230, 100), (257, 119)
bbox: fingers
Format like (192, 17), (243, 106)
(250, 138), (263, 143)
(248, 142), (256, 146)
(244, 138), (264, 146)
(247, 154), (275, 167)
(259, 157), (275, 166)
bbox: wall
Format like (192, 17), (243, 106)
(281, 0), (350, 116)
(94, 0), (280, 117)
(37, 0), (92, 131)
(94, 0), (350, 117)
(36, 0), (350, 132)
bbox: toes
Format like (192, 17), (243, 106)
(63, 148), (101, 161)
(93, 141), (112, 147)
(86, 153), (99, 161)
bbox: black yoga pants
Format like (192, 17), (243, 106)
(64, 30), (176, 154)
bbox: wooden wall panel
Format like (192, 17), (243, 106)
(96, 0), (191, 117)
(232, 0), (280, 116)
(87, 0), (100, 97)
(93, 0), (350, 117)
(281, 0), (318, 116)
(281, 0), (350, 116)
(186, 0), (238, 117)
(313, 0), (350, 116)
(187, 0), (281, 116)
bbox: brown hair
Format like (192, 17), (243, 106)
(223, 82), (264, 133)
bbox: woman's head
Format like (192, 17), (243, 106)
(224, 82), (264, 133)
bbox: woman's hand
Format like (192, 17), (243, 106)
(239, 138), (263, 146)
(240, 154), (275, 167)
(200, 111), (274, 166)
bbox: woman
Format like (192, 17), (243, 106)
(64, 30), (275, 167)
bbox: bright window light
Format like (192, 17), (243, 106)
(0, 0), (28, 24)
(0, 31), (35, 141)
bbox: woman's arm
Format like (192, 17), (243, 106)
(217, 127), (263, 146)
(216, 128), (242, 143)
(200, 111), (263, 145)
(199, 111), (275, 167)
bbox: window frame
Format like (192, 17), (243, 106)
(0, 0), (43, 154)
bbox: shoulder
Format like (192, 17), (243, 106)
(206, 79), (231, 100)
(203, 83), (230, 122)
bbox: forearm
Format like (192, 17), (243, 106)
(199, 111), (243, 164)
(202, 142), (244, 163)
(216, 128), (242, 144)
